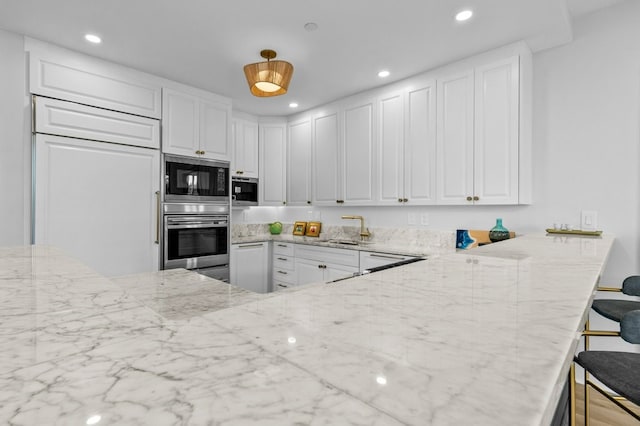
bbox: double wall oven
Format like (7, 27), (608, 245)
(162, 155), (230, 281)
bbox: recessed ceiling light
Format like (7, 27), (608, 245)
(378, 70), (390, 78)
(304, 22), (318, 32)
(455, 10), (473, 22)
(84, 34), (102, 44)
(289, 102), (299, 108)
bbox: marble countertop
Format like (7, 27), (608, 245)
(0, 233), (614, 425)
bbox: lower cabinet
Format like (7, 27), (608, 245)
(230, 242), (270, 293)
(272, 242), (296, 291)
(295, 244), (359, 285)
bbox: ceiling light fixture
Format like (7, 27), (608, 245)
(84, 34), (101, 44)
(289, 102), (299, 108)
(455, 10), (473, 21)
(244, 49), (294, 97)
(378, 70), (390, 78)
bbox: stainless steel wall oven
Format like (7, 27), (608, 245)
(163, 202), (230, 282)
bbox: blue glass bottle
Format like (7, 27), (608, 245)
(489, 218), (510, 243)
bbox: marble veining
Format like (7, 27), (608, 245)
(0, 234), (614, 425)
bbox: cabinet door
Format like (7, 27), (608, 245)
(259, 122), (287, 205)
(34, 134), (160, 277)
(377, 91), (405, 205)
(287, 117), (312, 206)
(162, 88), (200, 157)
(312, 109), (341, 205)
(325, 264), (359, 282)
(200, 98), (231, 161)
(473, 57), (519, 205)
(343, 97), (376, 205)
(405, 81), (437, 205)
(295, 258), (325, 285)
(231, 242), (268, 293)
(436, 70), (475, 205)
(233, 119), (259, 178)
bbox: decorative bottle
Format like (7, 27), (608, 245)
(489, 218), (510, 243)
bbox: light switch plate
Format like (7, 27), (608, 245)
(581, 210), (597, 231)
(408, 213), (417, 225)
(420, 213), (429, 226)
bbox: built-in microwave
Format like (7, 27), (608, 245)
(232, 177), (258, 206)
(165, 154), (229, 203)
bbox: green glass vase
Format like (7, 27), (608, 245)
(489, 218), (510, 243)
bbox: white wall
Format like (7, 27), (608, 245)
(236, 0), (640, 287)
(0, 29), (29, 246)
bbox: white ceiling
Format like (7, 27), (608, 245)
(0, 0), (627, 116)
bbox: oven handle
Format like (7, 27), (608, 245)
(167, 222), (228, 229)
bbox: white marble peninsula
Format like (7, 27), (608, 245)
(0, 233), (613, 425)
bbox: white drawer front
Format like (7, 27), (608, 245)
(35, 97), (160, 149)
(273, 242), (295, 256)
(272, 268), (296, 284)
(273, 254), (294, 271)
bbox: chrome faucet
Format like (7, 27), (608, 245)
(341, 215), (371, 241)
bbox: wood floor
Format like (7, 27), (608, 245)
(574, 383), (640, 425)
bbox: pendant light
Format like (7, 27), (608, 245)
(243, 49), (294, 97)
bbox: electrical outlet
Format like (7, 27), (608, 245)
(581, 210), (597, 231)
(408, 213), (417, 225)
(420, 213), (429, 226)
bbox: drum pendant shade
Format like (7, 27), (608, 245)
(244, 49), (293, 97)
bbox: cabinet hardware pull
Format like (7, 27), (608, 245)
(369, 253), (405, 260)
(277, 257), (288, 261)
(277, 244), (288, 247)
(154, 191), (160, 244)
(403, 198), (408, 203)
(277, 270), (288, 275)
(278, 284), (288, 288)
(473, 196), (479, 201)
(466, 196), (473, 201)
(238, 243), (263, 248)
(201, 151), (205, 155)
(336, 200), (345, 204)
(398, 198), (403, 202)
(282, 201), (287, 205)
(307, 200), (311, 204)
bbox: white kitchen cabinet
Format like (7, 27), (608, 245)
(27, 38), (162, 119)
(162, 87), (231, 161)
(404, 80), (437, 204)
(287, 116), (312, 206)
(295, 244), (359, 285)
(342, 95), (376, 205)
(376, 79), (437, 206)
(312, 107), (342, 205)
(34, 96), (160, 149)
(436, 56), (519, 205)
(34, 134), (160, 277)
(232, 118), (259, 178)
(272, 242), (296, 291)
(359, 251), (416, 272)
(231, 242), (270, 293)
(259, 120), (287, 206)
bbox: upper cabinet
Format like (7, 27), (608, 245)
(26, 38), (162, 119)
(342, 94), (377, 206)
(287, 116), (312, 206)
(162, 87), (231, 161)
(312, 106), (342, 205)
(377, 80), (437, 206)
(259, 120), (287, 206)
(436, 56), (520, 205)
(232, 117), (259, 178)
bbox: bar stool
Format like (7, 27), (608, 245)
(572, 310), (640, 424)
